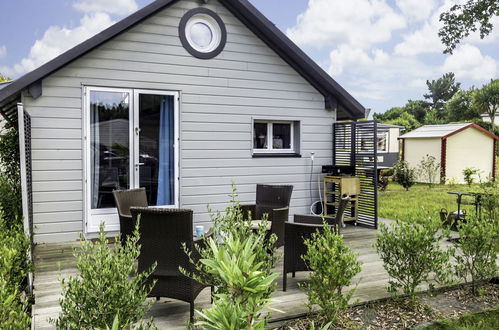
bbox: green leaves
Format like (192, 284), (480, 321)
(417, 155), (440, 187)
(54, 222), (156, 330)
(393, 160), (416, 191)
(0, 211), (31, 329)
(374, 215), (454, 304)
(453, 215), (499, 295)
(302, 220), (362, 325)
(184, 184), (279, 329)
(439, 0), (499, 54)
(0, 126), (22, 227)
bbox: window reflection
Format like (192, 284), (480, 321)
(90, 91), (130, 209)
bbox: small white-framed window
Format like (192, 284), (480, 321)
(377, 132), (388, 152)
(253, 120), (295, 153)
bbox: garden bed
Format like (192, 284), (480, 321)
(277, 282), (499, 329)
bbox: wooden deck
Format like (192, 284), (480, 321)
(31, 218), (449, 329)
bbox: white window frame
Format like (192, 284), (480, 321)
(83, 86), (180, 234)
(252, 120), (294, 154)
(377, 131), (388, 153)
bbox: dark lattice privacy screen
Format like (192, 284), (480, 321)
(333, 121), (378, 229)
(24, 111), (33, 238)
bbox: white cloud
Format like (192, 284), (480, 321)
(1, 13), (114, 77)
(0, 45), (6, 58)
(393, 0), (457, 56)
(73, 0), (138, 15)
(395, 0), (437, 21)
(441, 44), (497, 81)
(286, 0), (406, 49)
(328, 45), (433, 100)
(394, 21), (444, 56)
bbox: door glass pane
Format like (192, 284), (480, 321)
(90, 91), (130, 209)
(139, 94), (175, 206)
(253, 122), (268, 149)
(273, 123), (291, 149)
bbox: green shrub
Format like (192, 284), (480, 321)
(184, 185), (278, 295)
(0, 250), (30, 330)
(462, 167), (480, 187)
(194, 235), (279, 329)
(0, 212), (31, 329)
(0, 125), (22, 227)
(374, 216), (453, 303)
(393, 160), (416, 191)
(184, 186), (279, 329)
(53, 223), (156, 330)
(302, 220), (362, 324)
(477, 181), (499, 222)
(453, 216), (499, 295)
(417, 154), (440, 187)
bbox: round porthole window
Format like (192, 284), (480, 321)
(179, 8), (227, 59)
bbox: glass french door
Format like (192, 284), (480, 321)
(85, 87), (179, 233)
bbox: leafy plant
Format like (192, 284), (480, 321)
(184, 185), (278, 294)
(0, 125), (22, 227)
(194, 235), (279, 329)
(374, 215), (453, 304)
(393, 160), (416, 191)
(184, 185), (279, 329)
(462, 167), (480, 186)
(417, 154), (441, 187)
(301, 220), (362, 324)
(54, 222), (156, 330)
(477, 180), (499, 222)
(0, 212), (31, 329)
(446, 177), (458, 188)
(453, 216), (499, 295)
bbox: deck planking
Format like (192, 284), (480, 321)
(31, 218), (452, 329)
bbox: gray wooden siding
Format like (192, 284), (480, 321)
(23, 0), (336, 243)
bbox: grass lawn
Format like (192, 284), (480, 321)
(422, 308), (499, 329)
(379, 182), (480, 222)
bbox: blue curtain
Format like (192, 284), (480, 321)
(156, 96), (174, 205)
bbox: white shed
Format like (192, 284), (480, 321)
(399, 123), (498, 184)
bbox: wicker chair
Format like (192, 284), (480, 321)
(282, 196), (349, 291)
(113, 188), (148, 245)
(130, 207), (209, 320)
(241, 184), (293, 248)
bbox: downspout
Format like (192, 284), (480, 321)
(440, 137), (447, 184)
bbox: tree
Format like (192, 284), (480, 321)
(445, 89), (480, 122)
(0, 74), (10, 83)
(474, 79), (499, 129)
(404, 100), (430, 123)
(373, 106), (405, 122)
(424, 73), (461, 115)
(439, 0), (499, 54)
(387, 112), (421, 131)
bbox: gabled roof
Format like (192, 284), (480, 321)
(377, 123), (405, 129)
(399, 123), (499, 140)
(0, 0), (365, 123)
(0, 81), (12, 90)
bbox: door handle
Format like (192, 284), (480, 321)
(135, 163), (145, 167)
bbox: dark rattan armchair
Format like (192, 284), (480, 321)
(113, 188), (148, 245)
(130, 207), (209, 320)
(241, 184), (293, 248)
(282, 196), (349, 291)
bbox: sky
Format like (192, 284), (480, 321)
(0, 0), (497, 116)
